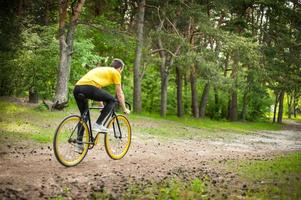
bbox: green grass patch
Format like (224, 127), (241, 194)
(132, 119), (237, 141)
(284, 115), (301, 123)
(227, 152), (301, 199)
(0, 130), (53, 143)
(92, 178), (206, 200)
(131, 113), (282, 133)
(0, 99), (285, 143)
(0, 100), (74, 143)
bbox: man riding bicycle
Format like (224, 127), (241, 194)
(73, 58), (130, 151)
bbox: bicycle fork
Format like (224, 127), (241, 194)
(112, 115), (123, 139)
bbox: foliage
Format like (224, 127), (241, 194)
(10, 24), (59, 98)
(0, 0), (300, 122)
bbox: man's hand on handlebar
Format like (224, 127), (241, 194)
(124, 108), (131, 115)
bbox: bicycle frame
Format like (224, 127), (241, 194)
(92, 104), (124, 139)
(77, 102), (123, 148)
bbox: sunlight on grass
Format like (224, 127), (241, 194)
(226, 152), (301, 199)
(0, 100), (28, 114)
(0, 100), (71, 143)
(241, 153), (301, 180)
(0, 121), (41, 134)
(1, 130), (53, 143)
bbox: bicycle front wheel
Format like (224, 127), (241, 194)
(53, 115), (89, 167)
(104, 115), (131, 160)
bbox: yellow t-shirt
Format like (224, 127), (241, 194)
(76, 67), (121, 88)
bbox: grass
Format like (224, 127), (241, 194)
(131, 118), (238, 141)
(0, 100), (69, 143)
(92, 178), (206, 200)
(131, 113), (283, 133)
(0, 99), (287, 143)
(226, 152), (301, 199)
(284, 115), (301, 123)
(268, 112), (301, 123)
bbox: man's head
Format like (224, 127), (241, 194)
(111, 58), (125, 72)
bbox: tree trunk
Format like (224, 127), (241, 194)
(184, 73), (189, 114)
(176, 66), (183, 117)
(190, 64), (199, 118)
(94, 0), (101, 16)
(223, 54), (229, 77)
(53, 0), (85, 110)
(157, 36), (168, 117)
(229, 54), (238, 121)
(160, 60), (168, 117)
(229, 90), (238, 121)
(273, 92), (279, 123)
(241, 92), (248, 121)
(293, 95), (298, 118)
(214, 86), (219, 118)
(227, 98), (231, 119)
(277, 90), (285, 123)
(186, 17), (199, 118)
(287, 94), (291, 119)
(287, 93), (293, 119)
(159, 46), (180, 117)
(29, 86), (38, 103)
(17, 0), (24, 16)
(54, 32), (70, 107)
(199, 82), (210, 118)
(133, 0), (145, 113)
(44, 0), (50, 25)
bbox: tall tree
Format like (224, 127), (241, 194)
(277, 90), (285, 123)
(53, 0), (85, 109)
(188, 18), (199, 118)
(199, 81), (210, 118)
(133, 0), (145, 113)
(228, 53), (239, 121)
(176, 65), (184, 117)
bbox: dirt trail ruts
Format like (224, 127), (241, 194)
(0, 122), (300, 199)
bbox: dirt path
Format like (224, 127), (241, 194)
(0, 121), (300, 199)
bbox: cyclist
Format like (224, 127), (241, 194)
(73, 58), (130, 151)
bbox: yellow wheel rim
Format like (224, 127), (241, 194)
(104, 115), (131, 160)
(54, 115), (89, 167)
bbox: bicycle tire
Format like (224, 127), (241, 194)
(53, 115), (89, 167)
(104, 115), (131, 160)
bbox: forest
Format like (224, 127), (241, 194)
(0, 1), (301, 199)
(1, 0), (300, 123)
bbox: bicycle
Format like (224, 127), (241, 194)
(53, 93), (132, 167)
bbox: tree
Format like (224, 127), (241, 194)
(53, 0), (85, 109)
(133, 0), (145, 113)
(175, 65), (184, 117)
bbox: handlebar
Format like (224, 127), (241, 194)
(125, 102), (131, 111)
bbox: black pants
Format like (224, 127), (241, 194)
(73, 85), (116, 140)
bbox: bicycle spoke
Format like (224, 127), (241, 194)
(53, 115), (89, 167)
(104, 115), (131, 160)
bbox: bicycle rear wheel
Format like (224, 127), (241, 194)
(104, 115), (131, 160)
(53, 115), (89, 167)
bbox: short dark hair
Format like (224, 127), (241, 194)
(111, 58), (125, 70)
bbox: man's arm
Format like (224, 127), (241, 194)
(115, 84), (130, 114)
